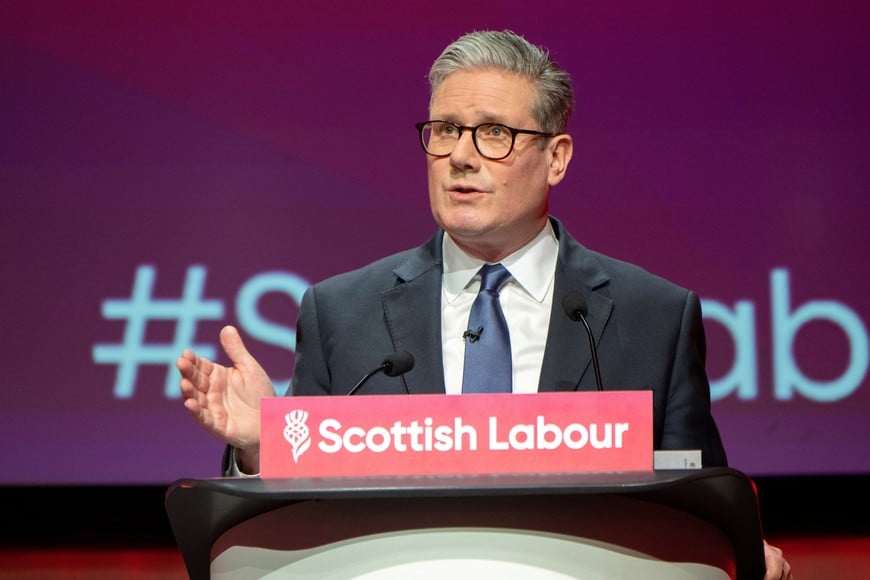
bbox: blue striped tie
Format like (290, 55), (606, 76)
(462, 264), (512, 394)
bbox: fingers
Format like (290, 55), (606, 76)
(178, 326), (253, 392)
(219, 325), (255, 367)
(177, 325), (265, 446)
(177, 358), (206, 412)
(176, 354), (196, 399)
(176, 345), (216, 394)
(762, 540), (792, 580)
(179, 369), (220, 432)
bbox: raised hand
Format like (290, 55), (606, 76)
(177, 325), (274, 472)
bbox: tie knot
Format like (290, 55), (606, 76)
(478, 263), (511, 294)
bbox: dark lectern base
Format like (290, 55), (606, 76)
(165, 468), (765, 580)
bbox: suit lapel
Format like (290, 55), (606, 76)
(381, 233), (447, 394)
(539, 219), (613, 392)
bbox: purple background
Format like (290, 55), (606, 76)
(2, 1), (868, 484)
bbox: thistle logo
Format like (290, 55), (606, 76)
(282, 410), (311, 463)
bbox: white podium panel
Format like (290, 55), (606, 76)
(215, 529), (729, 580)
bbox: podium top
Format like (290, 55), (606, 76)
(165, 467), (766, 580)
(170, 467), (708, 498)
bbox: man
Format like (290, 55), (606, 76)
(177, 29), (791, 579)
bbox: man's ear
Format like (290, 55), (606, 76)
(547, 133), (573, 186)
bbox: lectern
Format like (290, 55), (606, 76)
(165, 467), (766, 579)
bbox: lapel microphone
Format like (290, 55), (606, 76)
(463, 326), (483, 342)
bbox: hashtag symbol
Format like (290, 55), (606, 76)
(93, 265), (224, 398)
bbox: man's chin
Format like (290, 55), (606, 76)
(434, 208), (492, 237)
(441, 221), (491, 240)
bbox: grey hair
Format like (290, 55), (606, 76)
(428, 30), (574, 134)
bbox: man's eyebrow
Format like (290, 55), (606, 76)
(430, 114), (509, 125)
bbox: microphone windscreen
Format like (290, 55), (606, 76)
(561, 290), (588, 321)
(382, 350), (415, 377)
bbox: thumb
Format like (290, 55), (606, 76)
(219, 325), (256, 367)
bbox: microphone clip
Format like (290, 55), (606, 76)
(463, 326), (483, 343)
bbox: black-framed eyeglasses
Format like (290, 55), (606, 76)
(415, 120), (558, 161)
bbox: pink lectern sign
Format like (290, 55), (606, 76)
(260, 391), (652, 479)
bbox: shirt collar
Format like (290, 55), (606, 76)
(442, 220), (559, 304)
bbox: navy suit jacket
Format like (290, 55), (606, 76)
(290, 217), (727, 467)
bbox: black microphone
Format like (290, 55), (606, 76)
(561, 291), (604, 391)
(346, 351), (415, 395)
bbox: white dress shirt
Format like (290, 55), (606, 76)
(441, 221), (559, 394)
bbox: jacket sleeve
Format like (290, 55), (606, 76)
(659, 291), (728, 467)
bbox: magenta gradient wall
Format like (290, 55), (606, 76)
(2, 1), (868, 484)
